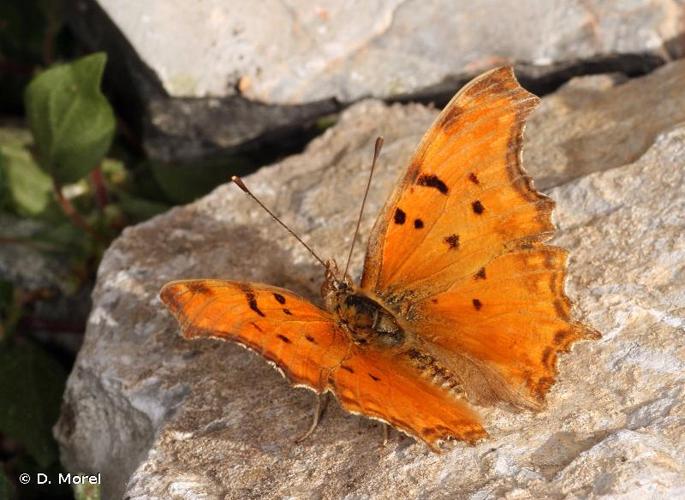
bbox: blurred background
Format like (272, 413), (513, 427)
(1, 1), (683, 498)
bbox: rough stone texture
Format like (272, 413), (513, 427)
(55, 67), (685, 498)
(0, 214), (69, 293)
(69, 0), (685, 161)
(524, 58), (685, 189)
(96, 0), (685, 102)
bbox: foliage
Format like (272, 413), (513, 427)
(25, 53), (116, 184)
(1, 3), (251, 496)
(0, 49), (125, 497)
(0, 341), (66, 467)
(0, 127), (53, 216)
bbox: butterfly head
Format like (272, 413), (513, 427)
(321, 259), (353, 310)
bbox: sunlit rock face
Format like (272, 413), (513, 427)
(55, 62), (685, 499)
(72, 0), (683, 161)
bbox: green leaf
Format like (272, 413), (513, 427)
(0, 341), (67, 468)
(24, 52), (115, 184)
(0, 130), (53, 216)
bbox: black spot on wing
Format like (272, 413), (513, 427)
(414, 219), (424, 229)
(239, 284), (266, 317)
(472, 200), (485, 214)
(282, 308), (292, 316)
(394, 208), (406, 225)
(276, 334), (291, 344)
(273, 293), (286, 304)
(475, 267), (487, 280)
(305, 334), (317, 344)
(417, 174), (449, 195)
(341, 365), (355, 373)
(472, 299), (482, 310)
(251, 322), (263, 332)
(444, 234), (460, 250)
(468, 172), (480, 185)
(368, 373), (381, 382)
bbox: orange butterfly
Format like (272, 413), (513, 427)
(160, 67), (599, 450)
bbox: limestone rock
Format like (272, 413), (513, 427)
(70, 0), (685, 160)
(525, 59), (685, 189)
(55, 70), (685, 497)
(93, 0), (684, 103)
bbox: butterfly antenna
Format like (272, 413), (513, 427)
(231, 176), (327, 268)
(343, 136), (384, 278)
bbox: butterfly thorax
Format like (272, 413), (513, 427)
(322, 260), (405, 347)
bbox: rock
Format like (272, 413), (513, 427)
(69, 0), (684, 161)
(55, 69), (685, 497)
(525, 59), (685, 189)
(0, 214), (69, 293)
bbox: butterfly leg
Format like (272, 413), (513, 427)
(294, 392), (329, 443)
(382, 423), (389, 446)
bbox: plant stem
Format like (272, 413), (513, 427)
(90, 165), (109, 210)
(52, 179), (104, 241)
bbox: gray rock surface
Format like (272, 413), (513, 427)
(97, 0), (684, 102)
(525, 59), (685, 189)
(55, 66), (685, 498)
(0, 214), (69, 293)
(71, 0), (685, 161)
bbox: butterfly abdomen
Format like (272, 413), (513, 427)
(404, 347), (465, 395)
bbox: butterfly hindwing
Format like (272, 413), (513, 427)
(330, 345), (486, 448)
(412, 245), (599, 409)
(160, 280), (349, 391)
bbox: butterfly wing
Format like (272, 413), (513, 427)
(361, 67), (598, 409)
(362, 66), (549, 297)
(330, 345), (486, 448)
(162, 280), (485, 446)
(411, 245), (598, 409)
(160, 280), (349, 391)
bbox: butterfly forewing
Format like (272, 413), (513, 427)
(160, 280), (349, 391)
(161, 279), (488, 445)
(362, 67), (551, 299)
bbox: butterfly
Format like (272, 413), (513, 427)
(160, 66), (599, 450)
